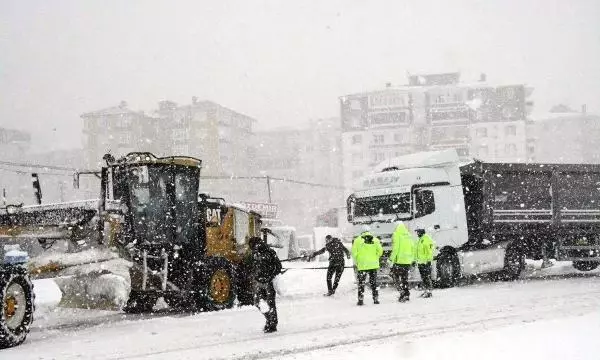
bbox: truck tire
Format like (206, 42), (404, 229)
(436, 252), (460, 288)
(195, 257), (236, 312)
(503, 245), (525, 281)
(123, 291), (157, 314)
(0, 268), (35, 349)
(572, 261), (599, 272)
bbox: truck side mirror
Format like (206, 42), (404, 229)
(347, 196), (355, 222)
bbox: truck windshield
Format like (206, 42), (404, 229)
(353, 193), (411, 218)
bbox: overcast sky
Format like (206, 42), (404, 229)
(1, 0), (599, 152)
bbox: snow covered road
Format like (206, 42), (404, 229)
(3, 266), (600, 359)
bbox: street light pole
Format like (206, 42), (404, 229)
(266, 176), (272, 203)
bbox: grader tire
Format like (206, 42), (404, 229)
(0, 267), (35, 349)
(195, 258), (236, 312)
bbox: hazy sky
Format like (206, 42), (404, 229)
(1, 0), (599, 152)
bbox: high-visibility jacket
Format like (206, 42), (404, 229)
(416, 233), (436, 264)
(351, 232), (383, 271)
(390, 223), (415, 265)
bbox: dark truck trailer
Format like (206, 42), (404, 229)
(461, 161), (600, 271)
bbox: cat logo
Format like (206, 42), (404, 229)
(206, 208), (222, 224)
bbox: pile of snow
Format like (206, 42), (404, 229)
(53, 258), (132, 310)
(29, 247), (132, 310)
(29, 247), (120, 271)
(32, 278), (62, 315)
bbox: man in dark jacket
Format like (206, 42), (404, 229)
(309, 235), (351, 296)
(249, 236), (282, 333)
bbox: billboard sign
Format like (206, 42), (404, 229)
(240, 201), (278, 218)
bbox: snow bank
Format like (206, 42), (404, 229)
(32, 278), (62, 315)
(29, 247), (120, 270)
(53, 258), (132, 310)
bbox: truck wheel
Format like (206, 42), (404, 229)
(572, 261), (599, 272)
(0, 269), (35, 349)
(196, 257), (236, 312)
(436, 252), (460, 288)
(503, 246), (525, 281)
(123, 292), (157, 314)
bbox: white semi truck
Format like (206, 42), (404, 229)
(347, 150), (600, 287)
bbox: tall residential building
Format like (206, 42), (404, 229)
(340, 73), (532, 190)
(526, 108), (600, 163)
(0, 128), (31, 204)
(81, 101), (159, 169)
(254, 118), (343, 233)
(154, 98), (256, 177)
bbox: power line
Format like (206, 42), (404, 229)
(0, 167), (73, 177)
(0, 160), (78, 172)
(201, 175), (346, 190)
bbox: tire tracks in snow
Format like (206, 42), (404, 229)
(116, 285), (600, 360)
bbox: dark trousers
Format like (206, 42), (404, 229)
(255, 281), (278, 330)
(418, 263), (433, 291)
(327, 263), (345, 293)
(391, 264), (411, 299)
(357, 269), (378, 301)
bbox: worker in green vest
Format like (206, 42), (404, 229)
(351, 227), (383, 306)
(389, 222), (415, 302)
(415, 229), (436, 298)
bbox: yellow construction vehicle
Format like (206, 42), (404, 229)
(0, 152), (262, 348)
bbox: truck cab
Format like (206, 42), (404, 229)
(347, 150), (469, 283)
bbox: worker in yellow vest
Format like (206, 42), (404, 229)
(389, 223), (415, 302)
(415, 229), (436, 298)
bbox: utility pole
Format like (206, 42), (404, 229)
(266, 176), (272, 203)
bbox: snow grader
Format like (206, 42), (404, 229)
(0, 152), (262, 348)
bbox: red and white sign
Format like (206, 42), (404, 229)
(240, 202), (278, 218)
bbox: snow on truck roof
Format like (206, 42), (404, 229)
(372, 149), (460, 173)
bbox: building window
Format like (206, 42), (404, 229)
(475, 128), (487, 138)
(352, 153), (363, 165)
(117, 132), (131, 145)
(117, 116), (132, 128)
(505, 125), (517, 136)
(172, 128), (188, 142)
(172, 144), (189, 155)
(351, 134), (362, 145)
(393, 132), (409, 144)
(477, 145), (489, 156)
(505, 143), (517, 156)
(373, 134), (385, 145)
(371, 152), (385, 163)
(352, 170), (363, 179)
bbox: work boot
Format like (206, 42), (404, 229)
(324, 291), (334, 296)
(373, 298), (380, 304)
(263, 326), (277, 333)
(357, 299), (364, 306)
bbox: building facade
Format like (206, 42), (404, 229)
(340, 73), (533, 190)
(81, 98), (260, 202)
(526, 110), (600, 164)
(81, 101), (159, 169)
(254, 118), (343, 233)
(0, 128), (31, 204)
